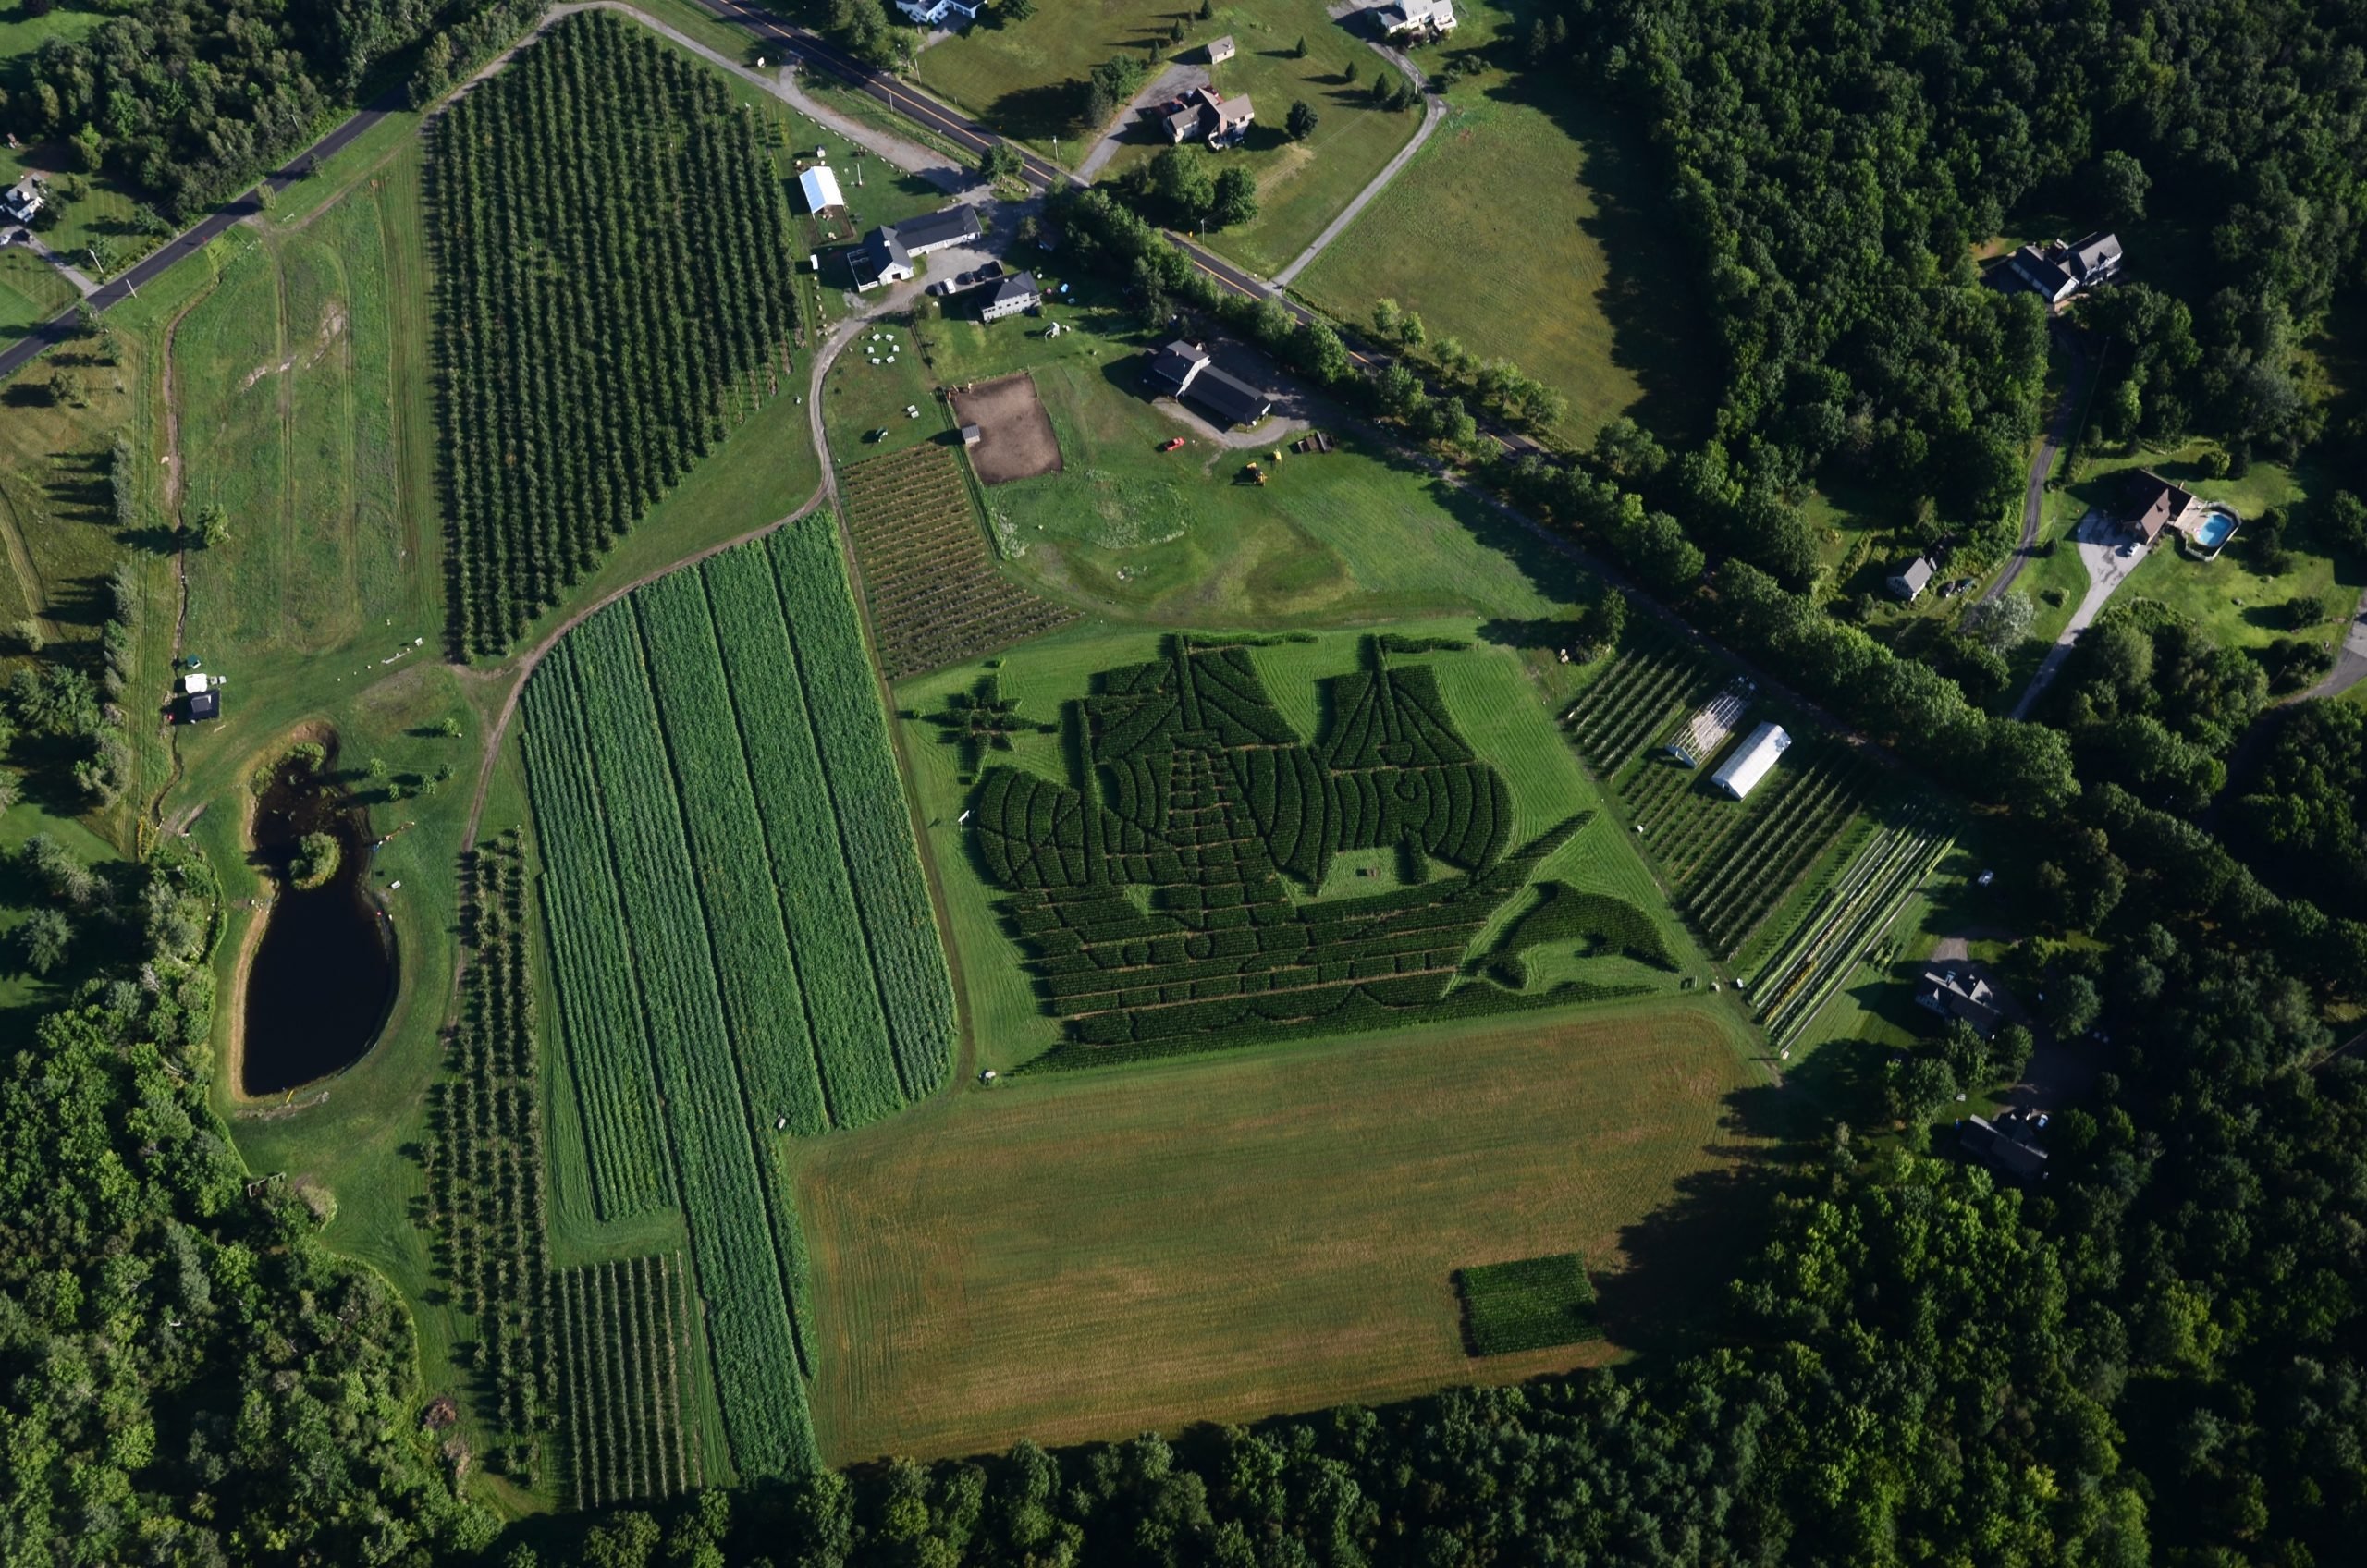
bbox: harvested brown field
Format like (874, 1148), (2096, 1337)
(950, 372), (1062, 485)
(793, 998), (1766, 1464)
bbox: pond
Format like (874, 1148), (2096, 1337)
(240, 747), (397, 1096)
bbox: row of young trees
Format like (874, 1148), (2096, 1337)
(427, 12), (798, 654)
(424, 836), (559, 1485)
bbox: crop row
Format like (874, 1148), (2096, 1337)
(1756, 816), (1954, 1048)
(1564, 641), (1715, 771)
(559, 1253), (698, 1509)
(525, 612), (816, 1476)
(423, 840), (559, 1483)
(1685, 761), (1873, 957)
(838, 445), (1077, 677)
(428, 12), (796, 654)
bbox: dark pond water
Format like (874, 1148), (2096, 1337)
(240, 753), (398, 1096)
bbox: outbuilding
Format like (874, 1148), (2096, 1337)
(797, 165), (844, 214)
(1206, 35), (1235, 64)
(185, 690), (220, 723)
(1710, 722), (1790, 801)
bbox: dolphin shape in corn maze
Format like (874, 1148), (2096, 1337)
(970, 636), (1652, 1067)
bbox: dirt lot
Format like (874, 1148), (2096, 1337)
(950, 373), (1062, 485)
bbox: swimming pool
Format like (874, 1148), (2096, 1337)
(2194, 507), (2239, 551)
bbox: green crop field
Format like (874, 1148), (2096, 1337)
(1294, 31), (1707, 444)
(518, 519), (955, 1478)
(1458, 1252), (1601, 1355)
(794, 997), (1762, 1464)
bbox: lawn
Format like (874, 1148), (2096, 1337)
(821, 319), (949, 459)
(1294, 9), (1708, 443)
(0, 249), (75, 343)
(891, 616), (1702, 1074)
(934, 317), (1574, 624)
(794, 995), (1766, 1464)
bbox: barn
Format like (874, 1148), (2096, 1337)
(1710, 722), (1789, 801)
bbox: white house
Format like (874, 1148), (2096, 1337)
(895, 0), (978, 27)
(1206, 35), (1236, 64)
(851, 205), (982, 290)
(1, 178), (41, 227)
(1374, 0), (1456, 38)
(797, 165), (844, 214)
(980, 271), (1041, 322)
(1711, 722), (1790, 801)
(2006, 231), (2123, 306)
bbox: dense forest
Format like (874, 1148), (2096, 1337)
(11, 0), (542, 217)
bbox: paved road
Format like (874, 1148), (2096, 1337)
(2300, 588), (2367, 703)
(1075, 62), (1207, 182)
(0, 89), (407, 384)
(1981, 337), (2098, 606)
(2007, 508), (2142, 721)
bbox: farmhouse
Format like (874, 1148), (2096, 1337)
(1, 178), (40, 227)
(894, 0), (979, 26)
(1710, 722), (1789, 801)
(1373, 0), (1457, 38)
(2120, 469), (2199, 546)
(2006, 231), (2124, 306)
(184, 689), (220, 723)
(1960, 1113), (2048, 1184)
(797, 165), (845, 214)
(1155, 86), (1256, 146)
(1206, 34), (1235, 64)
(980, 271), (1041, 322)
(1888, 556), (1936, 601)
(1918, 968), (2004, 1036)
(1143, 339), (1273, 428)
(852, 204), (983, 291)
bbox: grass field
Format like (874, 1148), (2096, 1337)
(892, 618), (1701, 1074)
(913, 284), (1576, 624)
(0, 250), (76, 343)
(795, 995), (1763, 1463)
(1294, 13), (1706, 443)
(823, 321), (948, 459)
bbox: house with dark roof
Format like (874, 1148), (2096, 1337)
(184, 689), (221, 723)
(1919, 968), (2004, 1036)
(2006, 231), (2124, 306)
(980, 271), (1041, 322)
(1888, 556), (1937, 601)
(852, 205), (984, 291)
(1142, 339), (1272, 428)
(2121, 469), (2198, 546)
(1960, 1113), (2048, 1183)
(1153, 86), (1256, 146)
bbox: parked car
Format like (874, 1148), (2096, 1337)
(927, 280), (952, 297)
(976, 261), (1004, 280)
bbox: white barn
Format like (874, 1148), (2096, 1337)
(797, 165), (844, 214)
(1711, 722), (1790, 801)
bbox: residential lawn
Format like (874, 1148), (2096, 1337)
(890, 616), (1702, 1075)
(794, 994), (1767, 1464)
(0, 249), (75, 342)
(0, 144), (155, 280)
(2058, 440), (2354, 656)
(1294, 9), (1709, 443)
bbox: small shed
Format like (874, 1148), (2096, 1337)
(961, 423), (983, 446)
(797, 165), (845, 214)
(1207, 34), (1235, 64)
(178, 671), (212, 694)
(185, 690), (221, 723)
(1710, 722), (1790, 801)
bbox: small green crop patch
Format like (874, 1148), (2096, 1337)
(1458, 1252), (1601, 1355)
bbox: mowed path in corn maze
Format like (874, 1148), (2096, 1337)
(794, 998), (1761, 1464)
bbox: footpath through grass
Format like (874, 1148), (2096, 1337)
(795, 995), (1764, 1464)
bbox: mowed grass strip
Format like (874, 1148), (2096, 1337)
(796, 998), (1759, 1463)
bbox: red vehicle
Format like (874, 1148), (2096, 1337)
(1160, 436), (1186, 452)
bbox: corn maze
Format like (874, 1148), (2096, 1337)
(1563, 635), (1872, 962)
(839, 444), (1076, 677)
(972, 635), (1645, 1067)
(559, 1254), (701, 1509)
(520, 520), (956, 1476)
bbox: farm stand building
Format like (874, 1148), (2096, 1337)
(853, 204), (984, 291)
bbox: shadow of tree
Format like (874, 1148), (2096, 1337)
(986, 81), (1092, 141)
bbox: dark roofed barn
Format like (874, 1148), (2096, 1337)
(185, 690), (221, 723)
(1145, 339), (1212, 398)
